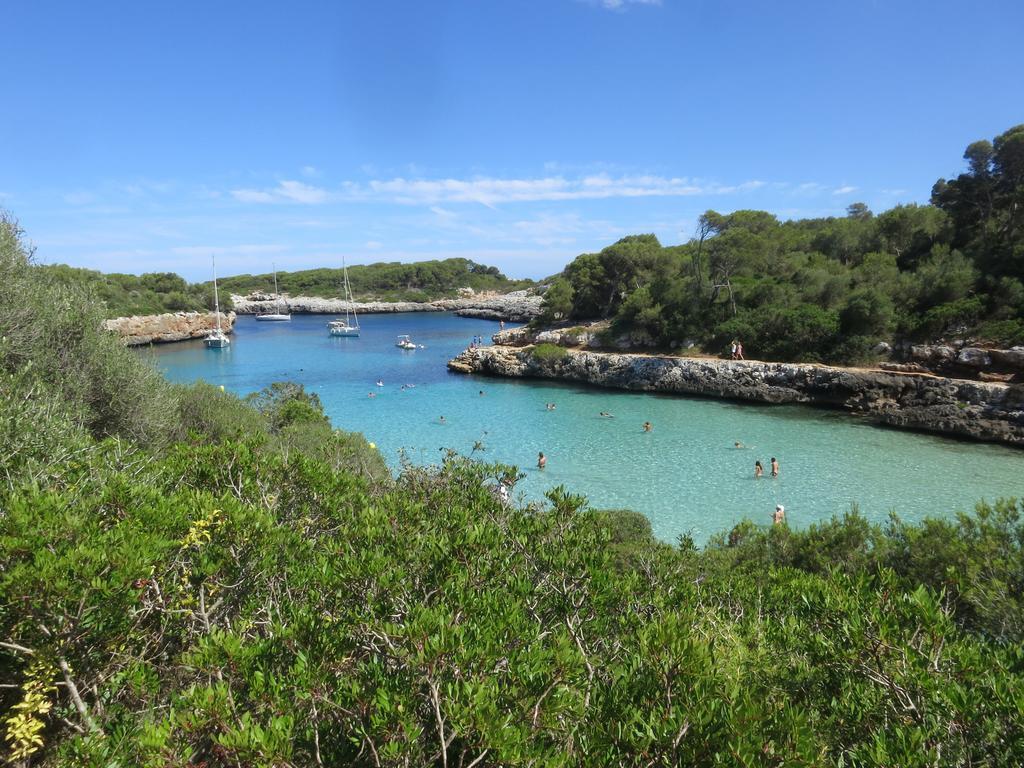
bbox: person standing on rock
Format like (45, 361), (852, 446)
(771, 457), (779, 478)
(730, 340), (738, 359)
(736, 341), (745, 360)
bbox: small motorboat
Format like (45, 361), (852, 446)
(395, 335), (417, 350)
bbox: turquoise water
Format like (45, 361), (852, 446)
(146, 313), (1022, 543)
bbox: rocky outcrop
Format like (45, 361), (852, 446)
(908, 343), (1024, 380)
(104, 311), (236, 346)
(231, 290), (542, 322)
(449, 346), (1024, 446)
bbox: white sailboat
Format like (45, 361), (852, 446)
(328, 258), (360, 337)
(255, 264), (291, 321)
(204, 255), (231, 348)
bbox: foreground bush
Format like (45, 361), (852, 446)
(2, 443), (1022, 766)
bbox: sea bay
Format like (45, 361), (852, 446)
(147, 312), (1023, 543)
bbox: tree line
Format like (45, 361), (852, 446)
(541, 124), (1024, 363)
(32, 257), (532, 319)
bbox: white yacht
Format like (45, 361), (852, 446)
(204, 256), (231, 348)
(328, 258), (360, 336)
(255, 264), (291, 321)
(395, 335), (417, 350)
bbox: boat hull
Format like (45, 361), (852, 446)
(329, 326), (360, 337)
(204, 336), (230, 348)
(255, 314), (291, 321)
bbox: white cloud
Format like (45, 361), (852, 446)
(354, 174), (765, 206)
(300, 165), (321, 178)
(365, 240), (383, 250)
(832, 185), (858, 195)
(230, 180), (328, 205)
(585, 0), (662, 10)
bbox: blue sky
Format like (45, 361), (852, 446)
(2, 0), (1022, 281)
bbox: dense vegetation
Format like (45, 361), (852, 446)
(3, 211), (1024, 766)
(36, 264), (229, 319)
(214, 258), (534, 304)
(32, 258), (531, 319)
(541, 124), (1024, 363)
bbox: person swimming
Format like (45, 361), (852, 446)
(755, 460), (763, 478)
(599, 411), (613, 418)
(546, 402), (556, 411)
(642, 421), (652, 432)
(771, 457), (779, 478)
(773, 504), (785, 525)
(439, 416), (446, 424)
(537, 451), (547, 470)
(734, 441), (745, 449)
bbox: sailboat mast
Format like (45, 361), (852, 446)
(212, 255), (222, 333)
(272, 263), (280, 311)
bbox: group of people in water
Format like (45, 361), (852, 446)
(753, 456), (780, 479)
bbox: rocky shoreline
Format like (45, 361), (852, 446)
(448, 345), (1024, 446)
(104, 311), (236, 346)
(231, 290), (542, 322)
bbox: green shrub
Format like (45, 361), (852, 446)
(531, 342), (569, 362)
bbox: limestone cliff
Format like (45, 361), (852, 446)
(231, 290), (542, 322)
(448, 345), (1024, 446)
(104, 311), (236, 346)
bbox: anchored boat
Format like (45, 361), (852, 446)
(204, 255), (230, 348)
(328, 258), (360, 337)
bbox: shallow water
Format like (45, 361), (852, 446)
(146, 313), (1023, 543)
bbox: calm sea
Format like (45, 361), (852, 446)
(145, 312), (1023, 543)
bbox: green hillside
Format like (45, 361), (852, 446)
(214, 257), (534, 303)
(33, 257), (533, 319)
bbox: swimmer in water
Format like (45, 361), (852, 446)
(479, 390), (485, 396)
(754, 460), (763, 478)
(439, 416), (446, 424)
(368, 392), (376, 398)
(599, 411), (613, 418)
(734, 441), (744, 449)
(771, 457), (779, 478)
(537, 451), (547, 470)
(642, 421), (652, 432)
(773, 504), (785, 525)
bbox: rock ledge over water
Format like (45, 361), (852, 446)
(448, 345), (1024, 446)
(104, 311), (236, 346)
